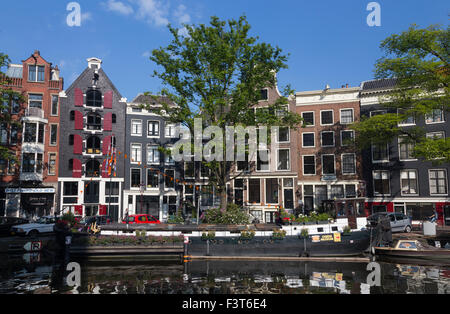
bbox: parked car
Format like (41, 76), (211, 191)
(10, 216), (57, 237)
(121, 214), (161, 224)
(0, 217), (29, 236)
(367, 212), (412, 233)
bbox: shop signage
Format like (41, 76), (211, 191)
(321, 175), (337, 182)
(5, 188), (56, 194)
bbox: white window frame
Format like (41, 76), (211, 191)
(276, 127), (290, 143)
(146, 145), (160, 165)
(50, 94), (59, 116)
(256, 149), (270, 172)
(302, 132), (315, 148)
(400, 169), (419, 196)
(426, 131), (445, 139)
(371, 143), (389, 163)
(321, 154), (336, 175)
(373, 170), (390, 196)
(147, 120), (160, 138)
(165, 123), (177, 138)
(28, 92), (43, 110)
(340, 130), (355, 147)
(131, 119), (142, 136)
(370, 110), (387, 117)
(340, 108), (354, 125)
(320, 131), (335, 147)
(48, 153), (57, 176)
(302, 155), (316, 176)
(130, 168), (141, 190)
(49, 124), (58, 146)
(341, 153), (356, 175)
(398, 135), (417, 161)
(184, 161), (195, 179)
(425, 108), (445, 124)
(428, 169), (448, 196)
(397, 108), (415, 126)
(28, 65), (45, 82)
(146, 168), (159, 189)
(277, 148), (290, 171)
(259, 88), (269, 101)
(320, 110), (334, 126)
(302, 111), (315, 127)
(130, 143), (142, 164)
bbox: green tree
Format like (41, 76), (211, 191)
(0, 53), (23, 163)
(147, 16), (303, 210)
(351, 25), (449, 164)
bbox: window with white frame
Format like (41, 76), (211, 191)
(425, 109), (444, 124)
(321, 131), (335, 147)
(342, 154), (356, 174)
(28, 94), (43, 109)
(341, 130), (354, 146)
(165, 147), (174, 164)
(321, 110), (333, 125)
(266, 178), (279, 204)
(130, 143), (141, 163)
(257, 149), (269, 171)
(398, 136), (416, 160)
(278, 127), (290, 142)
(340, 109), (354, 124)
(131, 169), (141, 188)
(398, 108), (415, 125)
(131, 120), (142, 136)
(147, 169), (159, 188)
(48, 153), (57, 175)
(429, 169), (447, 195)
(322, 155), (335, 175)
(165, 123), (177, 138)
(28, 65), (45, 82)
(148, 121), (160, 137)
(373, 170), (390, 195)
(302, 133), (315, 147)
(277, 149), (290, 170)
(303, 156), (315, 175)
(302, 112), (314, 127)
(372, 143), (389, 162)
(401, 170), (418, 195)
(426, 131), (445, 140)
(165, 169), (175, 189)
(370, 110), (387, 117)
(147, 145), (160, 164)
(50, 124), (57, 146)
(51, 95), (58, 116)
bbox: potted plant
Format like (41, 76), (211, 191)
(240, 229), (255, 240)
(343, 225), (352, 235)
(201, 230), (216, 241)
(300, 228), (309, 238)
(271, 228), (287, 240)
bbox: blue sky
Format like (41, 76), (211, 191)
(0, 0), (448, 100)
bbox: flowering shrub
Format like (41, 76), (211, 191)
(204, 204), (250, 225)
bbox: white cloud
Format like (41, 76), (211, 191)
(142, 51), (151, 58)
(174, 4), (191, 25)
(103, 0), (134, 15)
(133, 0), (169, 27)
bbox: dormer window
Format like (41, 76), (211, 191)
(28, 65), (45, 82)
(260, 89), (268, 101)
(86, 89), (102, 107)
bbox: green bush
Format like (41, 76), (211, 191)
(168, 211), (185, 224)
(300, 228), (309, 238)
(204, 204), (250, 224)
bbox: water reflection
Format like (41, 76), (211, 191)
(0, 254), (449, 294)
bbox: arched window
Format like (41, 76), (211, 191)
(86, 136), (101, 154)
(112, 114), (116, 124)
(87, 112), (102, 130)
(86, 89), (102, 107)
(85, 159), (100, 177)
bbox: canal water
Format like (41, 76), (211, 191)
(0, 253), (449, 294)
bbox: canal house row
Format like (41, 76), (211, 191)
(1, 54), (449, 225)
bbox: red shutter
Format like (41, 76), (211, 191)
(104, 112), (112, 131)
(74, 88), (83, 107)
(104, 91), (113, 109)
(73, 134), (83, 155)
(102, 159), (110, 178)
(102, 136), (111, 155)
(74, 205), (83, 216)
(74, 111), (83, 130)
(72, 158), (82, 178)
(99, 205), (107, 216)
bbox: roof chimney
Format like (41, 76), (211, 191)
(34, 50), (40, 56)
(346, 83), (349, 88)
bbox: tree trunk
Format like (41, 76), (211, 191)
(219, 190), (228, 212)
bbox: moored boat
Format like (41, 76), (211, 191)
(374, 239), (450, 264)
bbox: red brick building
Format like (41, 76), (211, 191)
(1, 51), (63, 218)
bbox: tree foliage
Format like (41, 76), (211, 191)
(351, 24), (449, 164)
(147, 16), (303, 208)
